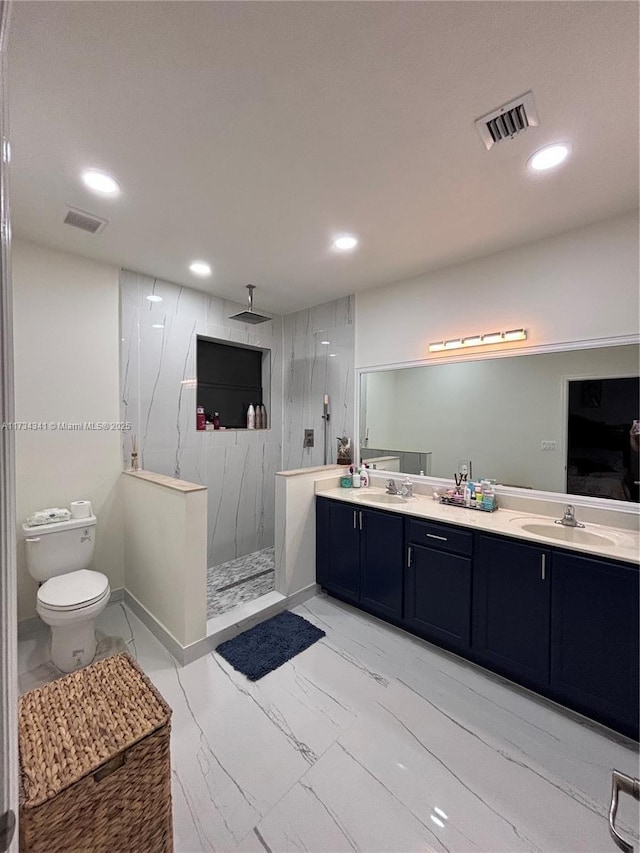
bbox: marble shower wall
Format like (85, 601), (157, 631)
(282, 296), (355, 470)
(120, 270), (283, 568)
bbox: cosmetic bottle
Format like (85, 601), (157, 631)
(247, 404), (255, 429)
(197, 406), (206, 430)
(360, 467), (369, 487)
(352, 469), (361, 488)
(213, 412), (220, 430)
(255, 405), (263, 429)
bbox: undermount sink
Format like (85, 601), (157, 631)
(511, 520), (616, 547)
(357, 492), (408, 505)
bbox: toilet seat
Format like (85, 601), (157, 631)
(37, 569), (109, 611)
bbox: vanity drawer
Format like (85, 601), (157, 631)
(406, 518), (473, 556)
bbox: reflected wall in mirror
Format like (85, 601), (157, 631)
(359, 343), (639, 503)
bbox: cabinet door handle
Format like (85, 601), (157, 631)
(359, 511), (363, 530)
(541, 553), (546, 580)
(426, 533), (447, 542)
(353, 510), (357, 530)
(407, 546), (412, 568)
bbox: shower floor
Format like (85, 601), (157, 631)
(206, 547), (275, 618)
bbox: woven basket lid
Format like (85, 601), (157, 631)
(18, 652), (171, 807)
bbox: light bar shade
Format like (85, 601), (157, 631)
(429, 328), (527, 352)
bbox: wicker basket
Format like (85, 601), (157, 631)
(18, 652), (173, 853)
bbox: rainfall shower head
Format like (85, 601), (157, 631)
(228, 285), (272, 325)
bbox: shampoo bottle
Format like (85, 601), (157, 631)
(247, 404), (255, 429)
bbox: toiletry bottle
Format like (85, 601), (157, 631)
(360, 466), (369, 487)
(197, 406), (206, 430)
(247, 404), (255, 429)
(352, 469), (361, 488)
(261, 405), (268, 429)
(463, 482), (471, 506)
(255, 405), (263, 429)
(213, 412), (220, 430)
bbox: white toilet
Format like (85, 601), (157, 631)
(22, 514), (110, 672)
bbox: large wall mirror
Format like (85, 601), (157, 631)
(359, 343), (639, 504)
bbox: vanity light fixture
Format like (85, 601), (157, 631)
(146, 294), (163, 303)
(332, 234), (358, 251)
(429, 328), (527, 352)
(189, 261), (212, 277)
(81, 169), (120, 195)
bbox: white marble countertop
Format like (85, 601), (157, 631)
(317, 486), (640, 564)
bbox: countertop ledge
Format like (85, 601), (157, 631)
(318, 487), (640, 565)
(122, 470), (207, 493)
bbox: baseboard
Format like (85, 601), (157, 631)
(109, 587), (124, 603)
(123, 583), (321, 667)
(123, 589), (185, 665)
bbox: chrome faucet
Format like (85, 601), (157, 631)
(386, 479), (399, 495)
(555, 504), (585, 528)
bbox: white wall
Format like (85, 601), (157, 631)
(356, 211), (639, 368)
(123, 473), (207, 647)
(12, 239), (123, 621)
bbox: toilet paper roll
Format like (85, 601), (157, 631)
(70, 500), (92, 519)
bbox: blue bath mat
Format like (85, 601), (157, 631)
(216, 611), (325, 681)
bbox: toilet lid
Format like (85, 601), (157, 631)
(37, 570), (109, 610)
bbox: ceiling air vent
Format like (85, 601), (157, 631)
(63, 206), (107, 234)
(475, 91), (539, 151)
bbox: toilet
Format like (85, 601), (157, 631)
(22, 514), (110, 672)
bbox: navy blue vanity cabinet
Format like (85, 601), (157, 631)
(316, 497), (404, 619)
(550, 552), (639, 740)
(472, 534), (551, 691)
(404, 519), (472, 654)
(359, 507), (404, 620)
(316, 497), (361, 604)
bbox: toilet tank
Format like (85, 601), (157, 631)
(22, 516), (97, 582)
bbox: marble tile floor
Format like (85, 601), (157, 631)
(18, 595), (639, 853)
(207, 547), (275, 618)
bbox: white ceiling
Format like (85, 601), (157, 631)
(8, 1), (639, 315)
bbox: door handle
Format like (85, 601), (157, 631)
(541, 553), (546, 580)
(426, 533), (447, 542)
(353, 510), (357, 530)
(25, 537), (41, 543)
(359, 511), (363, 530)
(407, 546), (412, 568)
(609, 770), (639, 853)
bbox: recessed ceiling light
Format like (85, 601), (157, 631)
(146, 294), (163, 303)
(151, 324), (165, 329)
(81, 169), (120, 195)
(320, 340), (331, 345)
(329, 353), (337, 358)
(332, 234), (358, 251)
(189, 261), (212, 277)
(528, 144), (570, 172)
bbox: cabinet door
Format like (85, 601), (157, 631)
(405, 544), (472, 653)
(360, 508), (404, 620)
(316, 499), (360, 603)
(551, 553), (639, 740)
(473, 535), (551, 689)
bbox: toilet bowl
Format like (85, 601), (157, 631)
(36, 569), (110, 672)
(22, 513), (111, 673)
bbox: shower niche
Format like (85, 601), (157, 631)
(196, 336), (271, 430)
